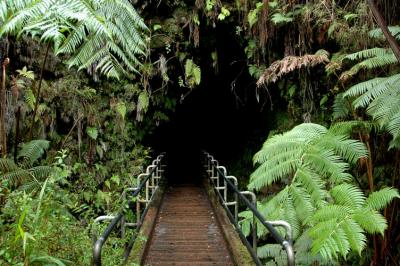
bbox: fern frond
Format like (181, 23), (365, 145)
(0, 158), (19, 173)
(303, 147), (351, 183)
(253, 123), (327, 164)
(253, 139), (303, 164)
(311, 205), (351, 222)
(1, 168), (32, 187)
(328, 120), (373, 136)
(18, 139), (50, 167)
(369, 26), (400, 41)
(290, 184), (314, 223)
(248, 159), (298, 190)
(343, 77), (386, 99)
(332, 93), (352, 120)
(282, 195), (301, 239)
(1, 0), (148, 79)
(317, 134), (368, 164)
(352, 74), (400, 108)
(367, 87), (400, 125)
(352, 208), (387, 235)
(331, 184), (365, 209)
(257, 244), (283, 259)
(308, 218), (346, 260)
(365, 187), (399, 211)
(344, 48), (392, 61)
(386, 112), (400, 141)
(257, 51), (329, 86)
(294, 166), (326, 207)
(29, 165), (52, 180)
(341, 218), (366, 255)
(352, 53), (397, 70)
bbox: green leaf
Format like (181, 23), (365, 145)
(111, 174), (120, 185)
(344, 13), (358, 22)
(115, 101), (127, 120)
(206, 0), (215, 11)
(248, 8), (259, 28)
(320, 95), (328, 106)
(33, 178), (49, 226)
(184, 59), (201, 88)
(86, 127), (98, 140)
(271, 12), (293, 25)
(17, 66), (35, 80)
(153, 24), (162, 31)
(138, 90), (149, 112)
(25, 88), (36, 110)
(218, 7), (230, 21)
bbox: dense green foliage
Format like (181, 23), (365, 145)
(241, 123), (398, 264)
(0, 0), (148, 78)
(1, 0), (400, 265)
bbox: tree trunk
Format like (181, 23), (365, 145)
(367, 0), (400, 63)
(1, 58), (10, 158)
(13, 106), (21, 161)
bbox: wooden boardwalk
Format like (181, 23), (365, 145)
(143, 184), (234, 266)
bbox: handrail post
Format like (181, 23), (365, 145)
(217, 166), (228, 202)
(241, 191), (257, 255)
(266, 220), (294, 266)
(226, 175), (238, 223)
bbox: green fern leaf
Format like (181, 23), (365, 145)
(345, 48), (392, 61)
(257, 244), (283, 259)
(0, 158), (19, 173)
(332, 93), (352, 120)
(352, 208), (387, 235)
(331, 184), (365, 209)
(341, 219), (366, 255)
(18, 140), (50, 167)
(365, 187), (399, 211)
(25, 88), (36, 110)
(290, 184), (314, 223)
(369, 26), (400, 41)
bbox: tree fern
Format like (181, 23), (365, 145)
(0, 0), (148, 79)
(343, 73), (400, 148)
(341, 44), (400, 148)
(242, 123), (398, 263)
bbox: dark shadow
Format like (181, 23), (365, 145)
(145, 22), (275, 185)
(160, 101), (204, 184)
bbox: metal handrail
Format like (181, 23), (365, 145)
(92, 153), (165, 266)
(203, 152), (295, 266)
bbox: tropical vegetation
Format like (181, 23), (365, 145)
(0, 0), (399, 265)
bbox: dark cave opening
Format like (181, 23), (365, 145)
(147, 23), (276, 183)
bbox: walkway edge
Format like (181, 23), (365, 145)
(203, 179), (254, 266)
(126, 184), (166, 265)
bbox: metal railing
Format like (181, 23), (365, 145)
(92, 153), (165, 266)
(204, 151), (295, 266)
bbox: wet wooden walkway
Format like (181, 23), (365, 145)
(143, 183), (234, 265)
